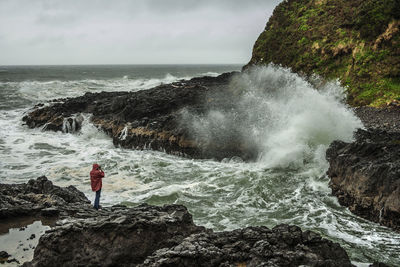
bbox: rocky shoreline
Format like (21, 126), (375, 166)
(21, 72), (400, 233)
(325, 106), (400, 232)
(1, 177), (357, 266)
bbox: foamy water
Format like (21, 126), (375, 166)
(0, 65), (399, 265)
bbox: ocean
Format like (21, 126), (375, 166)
(0, 64), (399, 265)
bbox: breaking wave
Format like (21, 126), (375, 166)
(183, 65), (362, 168)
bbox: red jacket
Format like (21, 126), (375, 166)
(90, 164), (105, 192)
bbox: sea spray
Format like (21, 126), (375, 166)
(182, 65), (363, 167)
(119, 125), (129, 140)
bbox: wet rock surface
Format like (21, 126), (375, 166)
(0, 176), (90, 219)
(22, 73), (256, 160)
(23, 204), (205, 267)
(0, 177), (356, 267)
(327, 128), (400, 231)
(140, 224), (353, 267)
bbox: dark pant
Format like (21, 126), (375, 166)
(94, 189), (101, 210)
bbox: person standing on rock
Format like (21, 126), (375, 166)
(90, 163), (105, 210)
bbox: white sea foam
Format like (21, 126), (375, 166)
(200, 72), (220, 77)
(119, 125), (129, 140)
(0, 73), (193, 102)
(183, 65), (362, 168)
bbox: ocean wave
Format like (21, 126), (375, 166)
(199, 72), (220, 77)
(181, 64), (362, 168)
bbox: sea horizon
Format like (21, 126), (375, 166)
(0, 63), (245, 67)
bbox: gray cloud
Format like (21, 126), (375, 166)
(0, 0), (282, 65)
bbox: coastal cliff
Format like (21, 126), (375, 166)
(246, 0), (400, 106)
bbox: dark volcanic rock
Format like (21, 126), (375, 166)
(23, 204), (205, 267)
(0, 176), (90, 219)
(22, 73), (256, 160)
(24, 211), (354, 267)
(140, 224), (353, 267)
(0, 178), (355, 267)
(326, 129), (400, 231)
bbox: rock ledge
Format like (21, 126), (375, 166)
(1, 177), (355, 267)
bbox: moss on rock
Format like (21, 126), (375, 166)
(246, 0), (400, 106)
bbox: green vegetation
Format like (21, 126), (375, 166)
(246, 0), (400, 106)
(355, 0), (400, 39)
(356, 78), (400, 106)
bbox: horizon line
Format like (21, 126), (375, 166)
(0, 63), (245, 67)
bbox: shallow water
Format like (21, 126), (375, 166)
(0, 218), (55, 265)
(0, 64), (399, 265)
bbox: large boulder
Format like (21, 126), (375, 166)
(245, 0), (400, 106)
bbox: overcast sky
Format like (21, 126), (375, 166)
(0, 0), (282, 65)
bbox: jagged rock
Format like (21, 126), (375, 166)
(0, 176), (90, 219)
(23, 207), (354, 267)
(22, 73), (257, 160)
(140, 224), (353, 267)
(326, 128), (400, 231)
(23, 204), (205, 267)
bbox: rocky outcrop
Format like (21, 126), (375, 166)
(0, 176), (90, 219)
(140, 224), (352, 267)
(246, 0), (400, 106)
(24, 215), (354, 267)
(0, 177), (356, 267)
(326, 129), (400, 231)
(23, 204), (205, 267)
(22, 73), (259, 160)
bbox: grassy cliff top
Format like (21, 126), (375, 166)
(246, 0), (400, 106)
